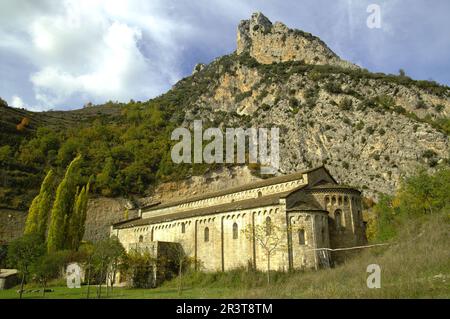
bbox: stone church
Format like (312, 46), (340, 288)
(111, 166), (367, 273)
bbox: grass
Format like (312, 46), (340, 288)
(0, 285), (235, 299)
(1, 214), (448, 299)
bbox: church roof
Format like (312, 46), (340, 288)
(142, 165), (327, 212)
(287, 201), (327, 212)
(310, 183), (360, 193)
(114, 187), (302, 229)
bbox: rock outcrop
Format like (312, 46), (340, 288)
(237, 12), (358, 69)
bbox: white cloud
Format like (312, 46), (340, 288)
(11, 95), (25, 108)
(0, 0), (195, 110)
(0, 0), (449, 111)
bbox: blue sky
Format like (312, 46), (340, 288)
(0, 0), (449, 111)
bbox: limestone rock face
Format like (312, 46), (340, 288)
(182, 13), (450, 199)
(237, 12), (358, 69)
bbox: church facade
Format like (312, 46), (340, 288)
(111, 166), (367, 272)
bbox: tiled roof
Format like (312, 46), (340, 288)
(143, 166), (325, 212)
(113, 188), (302, 229)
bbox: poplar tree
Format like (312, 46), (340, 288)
(68, 181), (90, 250)
(47, 155), (82, 252)
(24, 169), (55, 239)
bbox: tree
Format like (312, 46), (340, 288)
(125, 249), (156, 289)
(78, 243), (95, 299)
(242, 219), (288, 284)
(7, 234), (45, 299)
(47, 155), (82, 252)
(91, 237), (125, 298)
(24, 170), (55, 239)
(165, 241), (194, 295)
(67, 181), (90, 250)
(96, 157), (118, 196)
(368, 167), (450, 242)
(31, 252), (65, 296)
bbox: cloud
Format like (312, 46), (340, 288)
(11, 95), (25, 108)
(0, 0), (449, 111)
(0, 0), (193, 110)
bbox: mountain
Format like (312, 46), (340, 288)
(0, 12), (449, 241)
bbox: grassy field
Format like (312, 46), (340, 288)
(1, 214), (448, 299)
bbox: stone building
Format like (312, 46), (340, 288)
(111, 166), (367, 273)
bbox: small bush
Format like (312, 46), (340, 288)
(339, 98), (353, 111)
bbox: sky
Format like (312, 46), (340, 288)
(0, 0), (449, 111)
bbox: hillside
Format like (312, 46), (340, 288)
(0, 12), (449, 241)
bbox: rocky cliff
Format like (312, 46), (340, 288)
(1, 12), (449, 242)
(184, 12), (449, 197)
(237, 12), (358, 69)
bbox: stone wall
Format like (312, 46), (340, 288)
(115, 204), (291, 272)
(310, 190), (367, 263)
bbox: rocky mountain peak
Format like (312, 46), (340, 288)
(237, 12), (358, 69)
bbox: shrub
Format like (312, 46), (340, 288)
(235, 91), (252, 103)
(365, 126), (375, 135)
(324, 81), (342, 94)
(435, 104), (445, 112)
(422, 150), (437, 159)
(355, 121), (365, 130)
(289, 97), (299, 108)
(415, 100), (428, 109)
(339, 98), (353, 111)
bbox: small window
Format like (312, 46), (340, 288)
(298, 229), (305, 245)
(335, 210), (342, 229)
(204, 227), (209, 242)
(138, 235), (143, 243)
(265, 217), (272, 236)
(258, 191), (262, 198)
(232, 223), (238, 239)
(181, 223), (185, 234)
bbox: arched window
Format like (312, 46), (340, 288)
(331, 196), (336, 205)
(138, 235), (143, 243)
(265, 217), (272, 236)
(258, 191), (262, 198)
(324, 196), (330, 206)
(181, 223), (185, 234)
(232, 223), (238, 239)
(335, 210), (342, 229)
(298, 229), (305, 245)
(204, 227), (209, 242)
(150, 229), (154, 241)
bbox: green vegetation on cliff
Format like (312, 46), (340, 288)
(0, 52), (449, 210)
